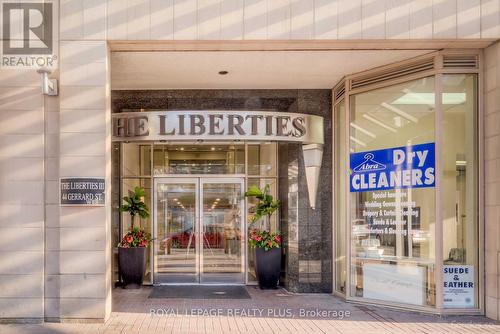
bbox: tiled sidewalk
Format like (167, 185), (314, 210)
(2, 286), (499, 334)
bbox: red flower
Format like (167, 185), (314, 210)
(118, 228), (151, 248)
(274, 235), (281, 243)
(256, 236), (262, 241)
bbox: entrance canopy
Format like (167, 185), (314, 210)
(111, 49), (436, 90)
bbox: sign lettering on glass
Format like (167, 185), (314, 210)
(111, 111), (324, 145)
(349, 143), (435, 192)
(60, 178), (105, 206)
(443, 265), (475, 308)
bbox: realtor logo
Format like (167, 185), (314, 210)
(1, 1), (57, 68)
(2, 2), (52, 54)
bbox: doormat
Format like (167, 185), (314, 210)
(149, 285), (251, 299)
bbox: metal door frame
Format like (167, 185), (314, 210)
(153, 176), (246, 285)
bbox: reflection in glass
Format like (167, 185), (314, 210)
(155, 183), (197, 283)
(122, 143), (151, 176)
(248, 143), (277, 176)
(202, 183), (243, 283)
(153, 145), (244, 175)
(350, 76), (436, 307)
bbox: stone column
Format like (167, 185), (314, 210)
(484, 41), (500, 320)
(44, 40), (111, 321)
(45, 0), (111, 321)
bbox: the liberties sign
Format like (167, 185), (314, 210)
(112, 111), (324, 144)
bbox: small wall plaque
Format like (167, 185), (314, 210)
(60, 178), (106, 206)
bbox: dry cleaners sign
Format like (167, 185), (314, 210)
(112, 111), (324, 144)
(350, 143), (435, 192)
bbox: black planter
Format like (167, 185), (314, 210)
(254, 247), (281, 289)
(118, 247), (147, 289)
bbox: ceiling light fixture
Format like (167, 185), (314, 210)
(218, 70), (228, 75)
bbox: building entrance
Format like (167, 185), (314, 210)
(153, 177), (245, 284)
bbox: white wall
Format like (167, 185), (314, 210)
(0, 70), (45, 319)
(58, 0), (500, 41)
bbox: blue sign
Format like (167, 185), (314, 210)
(350, 143), (435, 192)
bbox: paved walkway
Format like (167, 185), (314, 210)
(1, 286), (499, 333)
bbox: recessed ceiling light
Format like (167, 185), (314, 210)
(218, 70), (228, 75)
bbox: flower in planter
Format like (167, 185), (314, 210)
(249, 229), (281, 251)
(119, 226), (152, 248)
(118, 186), (152, 248)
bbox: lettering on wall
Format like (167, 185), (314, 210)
(111, 111), (324, 145)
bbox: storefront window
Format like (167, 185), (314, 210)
(335, 100), (347, 294)
(349, 77), (436, 307)
(442, 74), (479, 308)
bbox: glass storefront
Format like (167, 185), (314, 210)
(441, 74), (479, 309)
(334, 52), (481, 312)
(349, 76), (437, 307)
(113, 142), (277, 284)
(110, 51), (481, 314)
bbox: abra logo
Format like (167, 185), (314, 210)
(352, 153), (386, 173)
(1, 1), (57, 68)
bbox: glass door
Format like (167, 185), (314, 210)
(153, 177), (245, 284)
(200, 178), (245, 284)
(154, 178), (198, 283)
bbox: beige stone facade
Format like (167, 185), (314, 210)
(0, 0), (500, 322)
